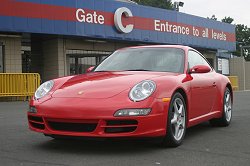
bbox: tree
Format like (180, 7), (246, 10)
(222, 16), (234, 24)
(222, 18), (250, 60)
(235, 24), (250, 47)
(133, 0), (174, 10)
(220, 16), (250, 60)
(235, 24), (250, 60)
(207, 15), (217, 21)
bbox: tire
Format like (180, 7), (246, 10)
(161, 92), (187, 147)
(210, 87), (232, 127)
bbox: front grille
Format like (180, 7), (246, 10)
(104, 120), (138, 134)
(48, 121), (97, 132)
(28, 115), (45, 130)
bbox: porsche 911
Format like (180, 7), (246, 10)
(27, 45), (233, 147)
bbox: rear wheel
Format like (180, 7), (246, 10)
(210, 87), (232, 126)
(161, 92), (187, 147)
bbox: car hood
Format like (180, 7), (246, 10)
(52, 71), (175, 99)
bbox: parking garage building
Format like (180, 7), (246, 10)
(0, 0), (236, 81)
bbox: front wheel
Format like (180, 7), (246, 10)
(161, 92), (187, 147)
(210, 87), (232, 127)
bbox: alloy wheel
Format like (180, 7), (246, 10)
(224, 91), (232, 122)
(170, 98), (186, 141)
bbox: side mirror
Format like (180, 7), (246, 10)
(86, 66), (95, 73)
(189, 65), (211, 74)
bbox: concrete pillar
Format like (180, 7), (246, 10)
(42, 38), (66, 81)
(0, 35), (22, 73)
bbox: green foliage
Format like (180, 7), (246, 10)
(235, 24), (250, 60)
(221, 17), (234, 24)
(133, 0), (174, 10)
(207, 15), (217, 21)
(221, 16), (250, 60)
(236, 24), (250, 47)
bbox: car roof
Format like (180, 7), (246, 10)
(118, 45), (193, 51)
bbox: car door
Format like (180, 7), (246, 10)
(188, 50), (217, 119)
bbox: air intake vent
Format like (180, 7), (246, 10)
(48, 121), (97, 132)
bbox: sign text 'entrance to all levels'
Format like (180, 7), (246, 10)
(76, 7), (228, 41)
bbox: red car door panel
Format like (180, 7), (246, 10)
(189, 72), (217, 119)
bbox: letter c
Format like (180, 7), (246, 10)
(114, 7), (134, 33)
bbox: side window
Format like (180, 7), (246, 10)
(188, 50), (211, 70)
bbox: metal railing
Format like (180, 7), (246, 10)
(228, 76), (239, 91)
(0, 73), (41, 100)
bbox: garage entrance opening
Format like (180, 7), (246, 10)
(206, 58), (214, 68)
(66, 50), (111, 75)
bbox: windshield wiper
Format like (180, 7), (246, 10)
(94, 69), (151, 72)
(93, 70), (110, 72)
(125, 69), (151, 71)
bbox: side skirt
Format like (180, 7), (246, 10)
(187, 111), (221, 127)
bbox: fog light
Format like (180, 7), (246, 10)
(114, 108), (151, 117)
(29, 106), (37, 113)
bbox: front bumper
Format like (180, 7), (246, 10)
(27, 97), (170, 138)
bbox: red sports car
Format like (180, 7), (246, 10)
(28, 45), (233, 147)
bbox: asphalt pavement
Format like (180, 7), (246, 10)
(0, 91), (250, 166)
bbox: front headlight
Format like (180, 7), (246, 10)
(129, 80), (156, 102)
(34, 80), (54, 100)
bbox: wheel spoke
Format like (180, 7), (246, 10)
(226, 94), (230, 103)
(178, 105), (183, 114)
(181, 116), (185, 128)
(171, 116), (177, 124)
(174, 102), (178, 113)
(227, 112), (231, 121)
(180, 116), (185, 123)
(225, 105), (228, 112)
(175, 124), (180, 137)
(225, 109), (229, 120)
(227, 106), (232, 118)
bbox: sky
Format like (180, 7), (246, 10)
(179, 0), (250, 26)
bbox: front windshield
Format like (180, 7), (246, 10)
(94, 47), (185, 73)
